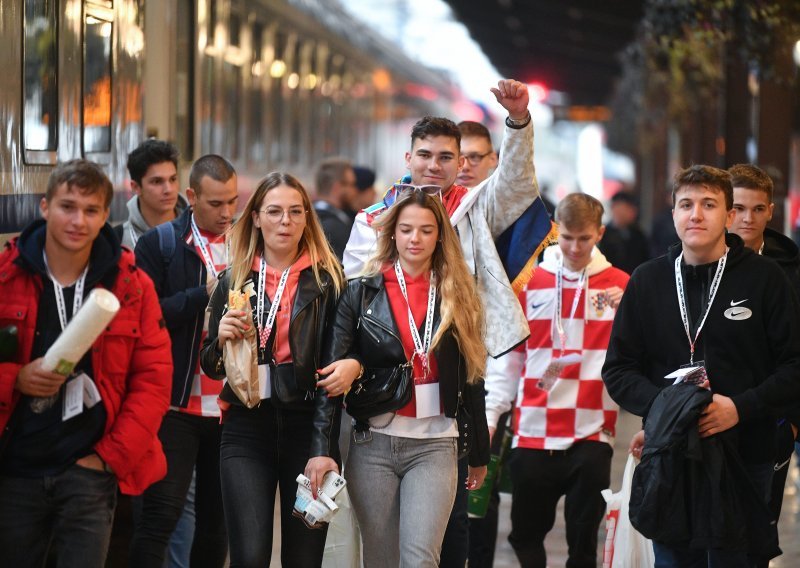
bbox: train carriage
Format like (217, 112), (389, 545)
(1, 0), (463, 243)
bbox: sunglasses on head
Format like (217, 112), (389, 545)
(392, 183), (442, 198)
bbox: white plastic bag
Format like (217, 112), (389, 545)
(601, 454), (655, 568)
(321, 485), (361, 568)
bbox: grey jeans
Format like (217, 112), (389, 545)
(346, 431), (458, 568)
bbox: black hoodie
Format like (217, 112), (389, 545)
(602, 233), (800, 463)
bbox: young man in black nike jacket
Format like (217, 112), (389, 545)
(602, 165), (800, 567)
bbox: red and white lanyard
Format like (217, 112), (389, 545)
(394, 260), (436, 378)
(190, 214), (221, 279)
(256, 258), (291, 350)
(674, 249), (727, 364)
(43, 251), (88, 331)
(554, 258), (586, 352)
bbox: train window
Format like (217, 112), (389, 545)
(229, 10), (241, 48)
(176, 0), (195, 160)
(269, 31), (288, 165)
(23, 0), (59, 162)
(82, 14), (113, 155)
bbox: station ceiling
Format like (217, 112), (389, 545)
(444, 0), (644, 106)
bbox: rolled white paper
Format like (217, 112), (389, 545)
(42, 288), (121, 375)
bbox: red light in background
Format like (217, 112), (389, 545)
(528, 82), (548, 103)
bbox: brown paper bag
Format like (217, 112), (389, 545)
(223, 289), (260, 408)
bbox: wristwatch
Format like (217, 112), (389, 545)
(505, 112), (531, 129)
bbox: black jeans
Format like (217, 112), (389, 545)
(439, 456), (469, 567)
(508, 441), (612, 568)
(0, 464), (118, 568)
(130, 410), (227, 568)
(220, 403), (328, 568)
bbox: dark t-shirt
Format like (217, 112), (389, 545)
(1, 279), (106, 477)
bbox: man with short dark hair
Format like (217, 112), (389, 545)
(313, 157), (358, 259)
(344, 79), (541, 360)
(131, 154), (239, 567)
(456, 121), (498, 189)
(0, 159), (172, 567)
(119, 139), (187, 248)
(603, 164), (800, 566)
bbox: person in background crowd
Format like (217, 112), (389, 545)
(351, 166), (378, 216)
(487, 193), (628, 567)
(200, 172), (345, 567)
(604, 165), (800, 567)
(598, 190), (650, 274)
(130, 155), (239, 567)
(313, 158), (358, 260)
(650, 190), (680, 258)
(455, 120), (498, 190)
(727, 163), (800, 567)
(319, 189), (490, 567)
(118, 139), (188, 249)
(0, 160), (172, 567)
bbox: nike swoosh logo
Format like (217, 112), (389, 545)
(531, 302), (545, 309)
(729, 309), (748, 316)
(730, 299), (748, 306)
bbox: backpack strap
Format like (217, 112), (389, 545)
(156, 221), (176, 264)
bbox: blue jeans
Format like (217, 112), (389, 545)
(0, 463), (118, 568)
(653, 461), (774, 568)
(346, 431), (458, 568)
(130, 411), (226, 568)
(220, 403), (328, 568)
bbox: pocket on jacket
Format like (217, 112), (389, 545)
(0, 304), (27, 331)
(101, 319), (141, 376)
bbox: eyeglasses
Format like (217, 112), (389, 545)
(258, 206), (307, 224)
(392, 183), (442, 198)
(462, 151), (492, 166)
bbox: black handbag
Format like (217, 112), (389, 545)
(345, 362), (413, 421)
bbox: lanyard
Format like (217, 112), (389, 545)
(674, 248), (728, 364)
(190, 214), (221, 279)
(394, 260), (436, 376)
(43, 251), (89, 332)
(554, 258), (587, 352)
(256, 258), (291, 350)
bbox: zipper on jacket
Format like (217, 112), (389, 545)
(181, 264), (205, 406)
(362, 313), (402, 346)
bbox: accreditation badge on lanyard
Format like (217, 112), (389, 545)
(394, 261), (439, 418)
(667, 249), (728, 388)
(39, 252), (103, 418)
(540, 259), (585, 392)
(255, 259), (290, 399)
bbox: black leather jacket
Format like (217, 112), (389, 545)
(323, 274), (490, 467)
(200, 266), (342, 461)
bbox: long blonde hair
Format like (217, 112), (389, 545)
(227, 172), (344, 294)
(365, 190), (486, 383)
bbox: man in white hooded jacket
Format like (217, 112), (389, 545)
(485, 193), (629, 568)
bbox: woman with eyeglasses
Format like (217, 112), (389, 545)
(315, 188), (490, 567)
(200, 172), (346, 567)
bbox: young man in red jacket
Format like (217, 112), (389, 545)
(0, 160), (172, 567)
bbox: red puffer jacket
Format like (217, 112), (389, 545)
(0, 241), (172, 495)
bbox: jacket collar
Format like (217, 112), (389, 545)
(357, 272), (442, 335)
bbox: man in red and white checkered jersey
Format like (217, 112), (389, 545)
(485, 192), (629, 568)
(132, 155), (239, 567)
